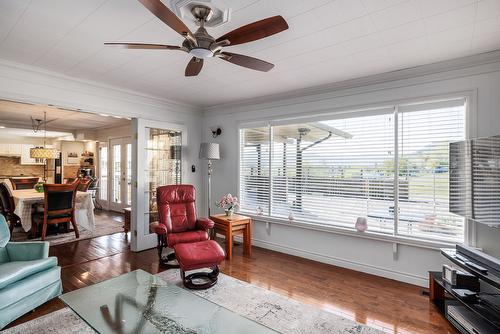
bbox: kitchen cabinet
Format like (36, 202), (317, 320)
(0, 143), (22, 156)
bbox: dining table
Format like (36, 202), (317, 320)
(12, 189), (95, 233)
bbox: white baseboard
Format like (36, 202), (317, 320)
(235, 236), (428, 287)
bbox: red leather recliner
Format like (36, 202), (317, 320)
(153, 184), (214, 267)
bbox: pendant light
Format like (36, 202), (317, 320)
(30, 111), (59, 181)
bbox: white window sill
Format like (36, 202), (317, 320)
(240, 212), (460, 250)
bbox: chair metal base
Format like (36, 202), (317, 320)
(180, 266), (219, 290)
(157, 234), (180, 269)
(159, 252), (180, 269)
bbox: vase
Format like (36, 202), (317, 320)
(34, 182), (45, 193)
(225, 208), (234, 217)
(355, 217), (368, 232)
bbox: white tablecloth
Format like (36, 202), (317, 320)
(12, 189), (95, 232)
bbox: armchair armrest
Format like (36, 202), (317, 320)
(150, 221), (167, 235)
(6, 241), (49, 261)
(196, 217), (214, 231)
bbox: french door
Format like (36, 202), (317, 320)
(98, 143), (109, 209)
(109, 137), (132, 212)
(131, 118), (186, 252)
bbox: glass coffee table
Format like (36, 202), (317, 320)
(60, 269), (277, 334)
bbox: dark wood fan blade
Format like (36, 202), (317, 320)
(219, 52), (274, 72)
(216, 16), (288, 46)
(185, 57), (203, 76)
(104, 43), (183, 50)
(138, 0), (193, 37)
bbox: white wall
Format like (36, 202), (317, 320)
(0, 59), (204, 242)
(83, 141), (96, 155)
(60, 140), (84, 166)
(202, 51), (500, 286)
(95, 124), (131, 142)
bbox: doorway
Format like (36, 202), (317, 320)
(108, 137), (132, 212)
(131, 119), (185, 251)
(0, 99), (131, 244)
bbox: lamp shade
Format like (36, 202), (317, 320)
(199, 143), (220, 160)
(30, 147), (59, 159)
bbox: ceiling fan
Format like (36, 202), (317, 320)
(105, 0), (289, 76)
(31, 115), (57, 133)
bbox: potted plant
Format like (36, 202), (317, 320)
(34, 181), (45, 193)
(216, 193), (240, 216)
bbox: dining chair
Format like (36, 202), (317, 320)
(77, 177), (93, 192)
(31, 182), (80, 240)
(9, 177), (39, 190)
(64, 178), (76, 184)
(87, 178), (102, 210)
(0, 182), (21, 234)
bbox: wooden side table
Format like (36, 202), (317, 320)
(209, 214), (252, 260)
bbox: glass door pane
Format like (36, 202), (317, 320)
(126, 143), (132, 206)
(108, 137), (131, 212)
(144, 128), (182, 235)
(112, 144), (121, 204)
(99, 145), (108, 202)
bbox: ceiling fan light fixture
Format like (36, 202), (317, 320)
(109, 1), (289, 76)
(30, 111), (60, 160)
(189, 47), (213, 58)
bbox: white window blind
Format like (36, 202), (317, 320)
(239, 98), (467, 243)
(239, 126), (271, 215)
(397, 104), (466, 241)
(270, 112), (395, 234)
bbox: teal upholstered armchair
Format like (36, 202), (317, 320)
(0, 214), (62, 329)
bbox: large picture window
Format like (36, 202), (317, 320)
(239, 98), (466, 243)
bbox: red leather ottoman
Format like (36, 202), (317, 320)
(173, 240), (225, 290)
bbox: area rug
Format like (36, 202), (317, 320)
(2, 270), (383, 334)
(10, 211), (124, 246)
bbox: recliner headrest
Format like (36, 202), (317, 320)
(157, 184), (196, 204)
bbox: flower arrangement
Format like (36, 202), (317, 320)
(216, 193), (240, 216)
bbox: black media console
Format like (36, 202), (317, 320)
(429, 245), (500, 334)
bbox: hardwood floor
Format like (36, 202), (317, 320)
(8, 232), (457, 333)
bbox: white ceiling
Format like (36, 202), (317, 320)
(1, 0), (500, 107)
(0, 127), (73, 139)
(0, 100), (130, 132)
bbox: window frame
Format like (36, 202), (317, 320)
(237, 91), (477, 248)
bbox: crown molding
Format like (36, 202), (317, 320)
(203, 49), (500, 116)
(0, 59), (202, 116)
(3, 49), (500, 119)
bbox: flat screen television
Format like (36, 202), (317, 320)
(450, 135), (500, 227)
